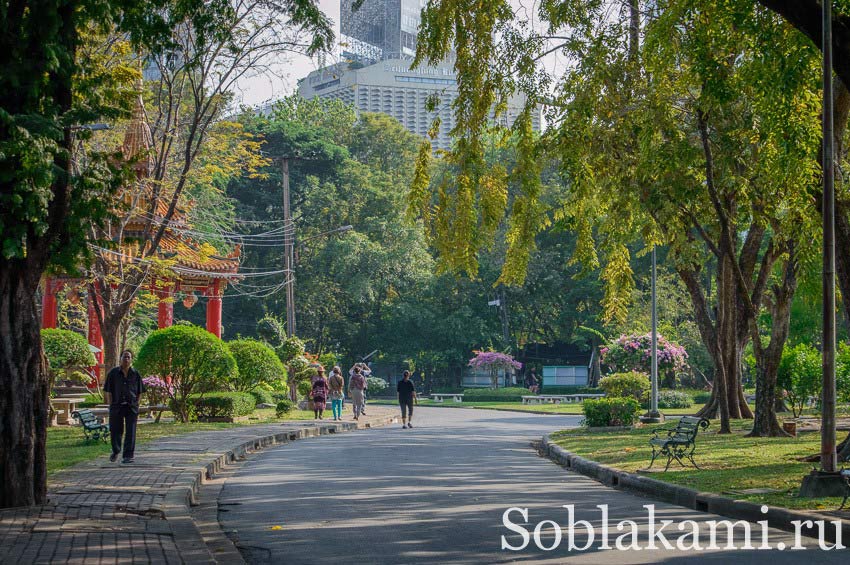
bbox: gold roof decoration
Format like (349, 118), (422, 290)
(122, 79), (154, 176)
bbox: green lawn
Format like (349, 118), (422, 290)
(371, 398), (708, 416)
(47, 408), (316, 475)
(550, 419), (846, 511)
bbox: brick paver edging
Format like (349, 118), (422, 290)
(541, 433), (850, 544)
(0, 410), (397, 564)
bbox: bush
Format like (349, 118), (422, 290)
(270, 391), (291, 403)
(136, 325), (238, 422)
(777, 343), (822, 417)
(189, 392), (256, 420)
(599, 372), (650, 401)
(227, 339), (287, 393)
(275, 399), (295, 417)
(656, 390), (693, 409)
(692, 391), (712, 404)
(462, 387), (531, 402)
(249, 389), (275, 406)
(143, 376), (173, 406)
(432, 387), (464, 394)
(41, 329), (96, 388)
(78, 393), (104, 408)
(582, 397), (641, 427)
(539, 386), (602, 395)
(297, 379), (312, 400)
(365, 376), (388, 392)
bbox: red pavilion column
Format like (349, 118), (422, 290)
(41, 278), (59, 329)
(205, 279), (222, 338)
(156, 282), (174, 329)
(87, 283), (104, 365)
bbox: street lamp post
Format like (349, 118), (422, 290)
(641, 246), (664, 424)
(799, 0), (845, 498)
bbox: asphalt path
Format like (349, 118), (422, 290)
(219, 406), (849, 564)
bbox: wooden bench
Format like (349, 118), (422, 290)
(71, 409), (110, 442)
(431, 393), (464, 403)
(648, 416), (709, 471)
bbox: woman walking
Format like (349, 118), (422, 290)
(348, 366), (367, 420)
(397, 370), (417, 429)
(328, 366), (345, 421)
(311, 367), (329, 420)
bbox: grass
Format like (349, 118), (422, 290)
(47, 407), (316, 476)
(371, 398), (707, 416)
(549, 418), (848, 511)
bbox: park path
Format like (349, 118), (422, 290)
(219, 406), (849, 564)
(0, 407), (397, 564)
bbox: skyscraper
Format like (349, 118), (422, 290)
(297, 1), (540, 150)
(340, 0), (425, 62)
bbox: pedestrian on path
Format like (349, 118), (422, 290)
(328, 366), (345, 421)
(524, 368), (539, 394)
(348, 366), (367, 420)
(397, 370), (417, 428)
(103, 349), (146, 463)
(349, 362), (371, 415)
(311, 367), (329, 420)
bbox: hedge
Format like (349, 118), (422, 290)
(539, 386), (602, 395)
(275, 399), (295, 417)
(656, 390), (694, 409)
(189, 392), (256, 420)
(462, 387), (532, 402)
(582, 397), (641, 427)
(248, 389), (275, 406)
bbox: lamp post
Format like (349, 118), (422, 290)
(799, 0), (845, 498)
(641, 246), (664, 424)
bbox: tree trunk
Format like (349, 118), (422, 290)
(0, 266), (49, 507)
(100, 313), (124, 374)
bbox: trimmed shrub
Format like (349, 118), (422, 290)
(599, 372), (650, 401)
(366, 376), (388, 391)
(691, 391), (712, 404)
(539, 386), (602, 395)
(656, 390), (693, 409)
(227, 339), (287, 393)
(249, 389), (275, 406)
(462, 387), (532, 402)
(297, 379), (312, 400)
(189, 392), (256, 420)
(78, 393), (104, 408)
(432, 387), (464, 394)
(275, 399), (295, 417)
(582, 398), (641, 427)
(270, 391), (291, 403)
(136, 325), (238, 422)
(41, 328), (96, 388)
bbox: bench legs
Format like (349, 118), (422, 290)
(649, 444), (701, 471)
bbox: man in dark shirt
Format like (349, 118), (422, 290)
(397, 370), (417, 429)
(104, 349), (146, 463)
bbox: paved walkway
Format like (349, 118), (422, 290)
(220, 407), (849, 564)
(0, 408), (397, 564)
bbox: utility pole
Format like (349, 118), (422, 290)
(281, 158), (296, 338)
(641, 247), (663, 424)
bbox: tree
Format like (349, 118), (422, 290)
(411, 0), (820, 436)
(135, 324), (237, 421)
(0, 0), (201, 509)
(467, 350), (522, 389)
(87, 0), (333, 370)
(41, 329), (97, 404)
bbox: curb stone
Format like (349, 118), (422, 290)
(541, 433), (850, 544)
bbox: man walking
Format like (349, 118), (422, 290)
(104, 349), (146, 463)
(397, 370), (417, 429)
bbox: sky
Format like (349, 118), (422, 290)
(231, 0), (562, 108)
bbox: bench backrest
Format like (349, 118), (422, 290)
(671, 416), (709, 442)
(72, 409), (99, 424)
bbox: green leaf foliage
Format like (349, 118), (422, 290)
(189, 392), (256, 421)
(462, 387), (532, 402)
(136, 325), (237, 422)
(582, 397), (641, 427)
(227, 339), (287, 393)
(41, 329), (96, 374)
(776, 343), (821, 417)
(598, 371), (651, 402)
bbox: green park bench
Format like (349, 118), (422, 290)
(71, 409), (110, 442)
(648, 416), (710, 471)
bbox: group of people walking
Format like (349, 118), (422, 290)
(309, 363), (418, 428)
(309, 362), (372, 421)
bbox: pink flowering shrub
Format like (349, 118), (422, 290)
(468, 350), (523, 389)
(143, 376), (173, 407)
(601, 334), (689, 386)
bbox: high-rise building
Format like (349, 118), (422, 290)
(296, 1), (540, 151)
(340, 0), (425, 62)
